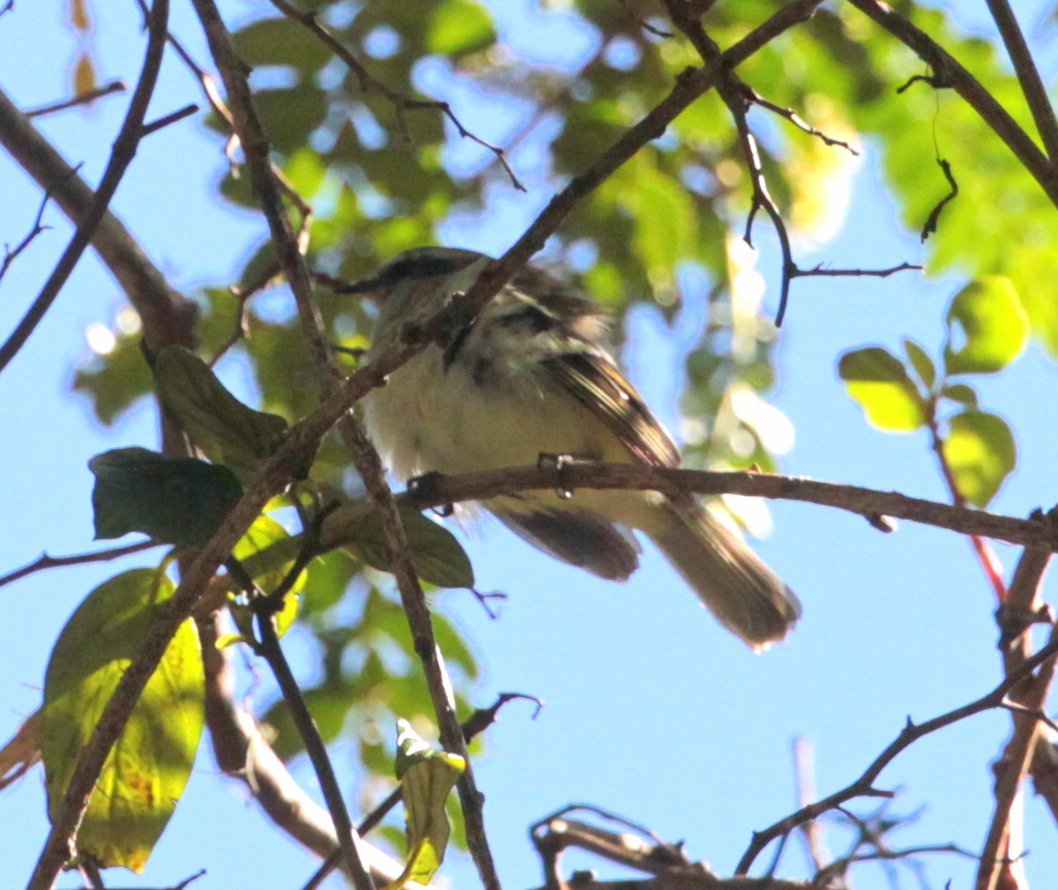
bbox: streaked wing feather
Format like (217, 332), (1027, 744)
(543, 352), (680, 468)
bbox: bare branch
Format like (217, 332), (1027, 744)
(197, 618), (409, 888)
(983, 0), (1058, 160)
(398, 461), (1058, 550)
(339, 418), (504, 890)
(792, 261), (922, 279)
(977, 623), (1058, 890)
(25, 80), (128, 118)
(0, 0), (175, 375)
(141, 102), (198, 136)
(0, 88), (198, 349)
(736, 634), (1058, 874)
(0, 541), (159, 591)
(0, 177), (60, 286)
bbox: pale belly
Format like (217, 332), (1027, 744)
(362, 347), (664, 532)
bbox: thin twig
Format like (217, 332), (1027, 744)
(749, 93), (859, 154)
(926, 402), (1007, 599)
(977, 623), (1058, 890)
(198, 617), (409, 888)
(792, 261), (922, 279)
(0, 177), (61, 285)
(141, 102), (198, 136)
(230, 558), (376, 890)
(340, 418), (504, 890)
(920, 157), (959, 241)
(0, 541), (159, 591)
(25, 80), (128, 117)
(0, 0), (170, 376)
(735, 634), (1058, 874)
(268, 0), (526, 191)
(0, 88), (199, 348)
(983, 0), (1058, 160)
(792, 738), (827, 872)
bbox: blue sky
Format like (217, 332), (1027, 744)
(1, 1), (1057, 888)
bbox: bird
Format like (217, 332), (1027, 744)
(342, 246), (800, 648)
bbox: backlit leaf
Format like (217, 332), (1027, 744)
(941, 410), (1016, 507)
(42, 569), (203, 871)
(838, 347), (927, 432)
(944, 277), (1028, 375)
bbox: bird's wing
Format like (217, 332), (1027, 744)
(542, 351), (680, 468)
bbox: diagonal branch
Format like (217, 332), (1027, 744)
(976, 623), (1058, 890)
(736, 633), (1058, 875)
(0, 91), (198, 351)
(0, 0), (171, 375)
(982, 0), (1058, 161)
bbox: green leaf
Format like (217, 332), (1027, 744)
(388, 719), (466, 890)
(325, 503), (475, 589)
(944, 277), (1029, 375)
(42, 569), (204, 872)
(153, 346), (289, 483)
(90, 447), (243, 545)
(902, 338), (936, 389)
(940, 383), (979, 408)
(941, 410), (1016, 507)
(231, 16), (332, 72)
(228, 515), (304, 641)
(838, 347), (927, 432)
(427, 0), (494, 55)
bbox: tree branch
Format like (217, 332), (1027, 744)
(396, 462), (1058, 550)
(842, 0), (1058, 208)
(977, 623), (1058, 890)
(735, 633), (1058, 875)
(0, 541), (158, 591)
(0, 0), (171, 374)
(0, 90), (198, 351)
(197, 618), (409, 888)
(983, 0), (1058, 161)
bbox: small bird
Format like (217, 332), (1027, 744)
(345, 246), (800, 648)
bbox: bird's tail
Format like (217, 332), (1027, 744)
(646, 501), (800, 649)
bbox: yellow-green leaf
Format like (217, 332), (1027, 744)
(941, 410), (1016, 507)
(42, 569), (204, 872)
(944, 277), (1028, 375)
(838, 347), (927, 432)
(228, 515), (304, 641)
(386, 720), (466, 890)
(427, 0), (494, 55)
